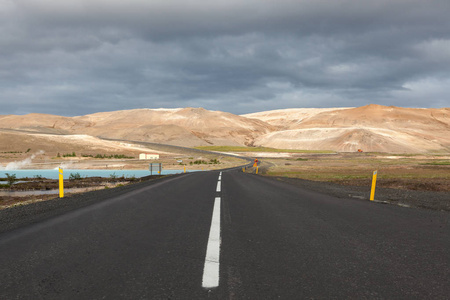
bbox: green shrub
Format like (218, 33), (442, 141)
(93, 154), (134, 159)
(63, 152), (76, 157)
(193, 160), (208, 165)
(5, 173), (17, 187)
(69, 172), (81, 180)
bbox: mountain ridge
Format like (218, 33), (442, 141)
(1, 105), (449, 153)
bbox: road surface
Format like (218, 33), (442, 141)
(1, 170), (449, 299)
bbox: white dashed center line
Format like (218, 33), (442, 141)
(216, 180), (221, 192)
(202, 197), (222, 288)
(202, 172), (223, 288)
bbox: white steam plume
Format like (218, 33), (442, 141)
(0, 150), (45, 170)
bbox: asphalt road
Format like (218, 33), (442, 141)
(0, 170), (449, 299)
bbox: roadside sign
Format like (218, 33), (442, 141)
(149, 163), (162, 175)
(253, 158), (258, 167)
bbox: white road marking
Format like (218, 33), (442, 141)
(216, 180), (221, 192)
(202, 196), (221, 288)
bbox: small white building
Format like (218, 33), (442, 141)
(139, 153), (159, 160)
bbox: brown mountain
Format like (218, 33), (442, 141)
(245, 105), (450, 152)
(0, 108), (274, 147)
(0, 105), (448, 153)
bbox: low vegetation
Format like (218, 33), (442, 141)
(69, 172), (82, 180)
(58, 152), (77, 157)
(57, 152), (135, 159)
(82, 154), (135, 159)
(195, 146), (335, 154)
(5, 173), (17, 187)
(420, 161), (450, 165)
(0, 174), (18, 188)
(256, 153), (450, 192)
(189, 158), (221, 165)
(190, 160), (208, 165)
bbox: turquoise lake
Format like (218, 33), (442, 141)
(0, 169), (196, 180)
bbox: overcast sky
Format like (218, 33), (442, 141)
(1, 0), (449, 116)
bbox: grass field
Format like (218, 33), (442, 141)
(251, 152), (450, 192)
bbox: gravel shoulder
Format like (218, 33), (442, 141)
(267, 175), (450, 212)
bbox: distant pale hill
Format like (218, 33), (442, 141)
(243, 107), (352, 129)
(0, 108), (273, 147)
(0, 105), (449, 153)
(244, 105), (450, 152)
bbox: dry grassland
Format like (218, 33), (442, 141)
(254, 153), (450, 192)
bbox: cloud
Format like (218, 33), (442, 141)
(1, 0), (449, 116)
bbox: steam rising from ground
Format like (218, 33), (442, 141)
(54, 161), (74, 170)
(0, 150), (45, 170)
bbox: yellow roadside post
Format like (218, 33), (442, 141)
(242, 167), (245, 172)
(184, 166), (186, 173)
(59, 167), (64, 198)
(370, 170), (377, 201)
(256, 166), (259, 174)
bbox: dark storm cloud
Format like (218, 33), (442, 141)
(1, 0), (449, 116)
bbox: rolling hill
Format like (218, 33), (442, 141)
(0, 105), (448, 153)
(245, 105), (450, 152)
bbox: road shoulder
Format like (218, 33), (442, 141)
(261, 175), (450, 212)
(0, 174), (187, 234)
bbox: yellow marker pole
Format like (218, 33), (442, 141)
(256, 166), (259, 174)
(59, 167), (64, 198)
(184, 166), (186, 173)
(242, 167), (245, 172)
(370, 170), (377, 201)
